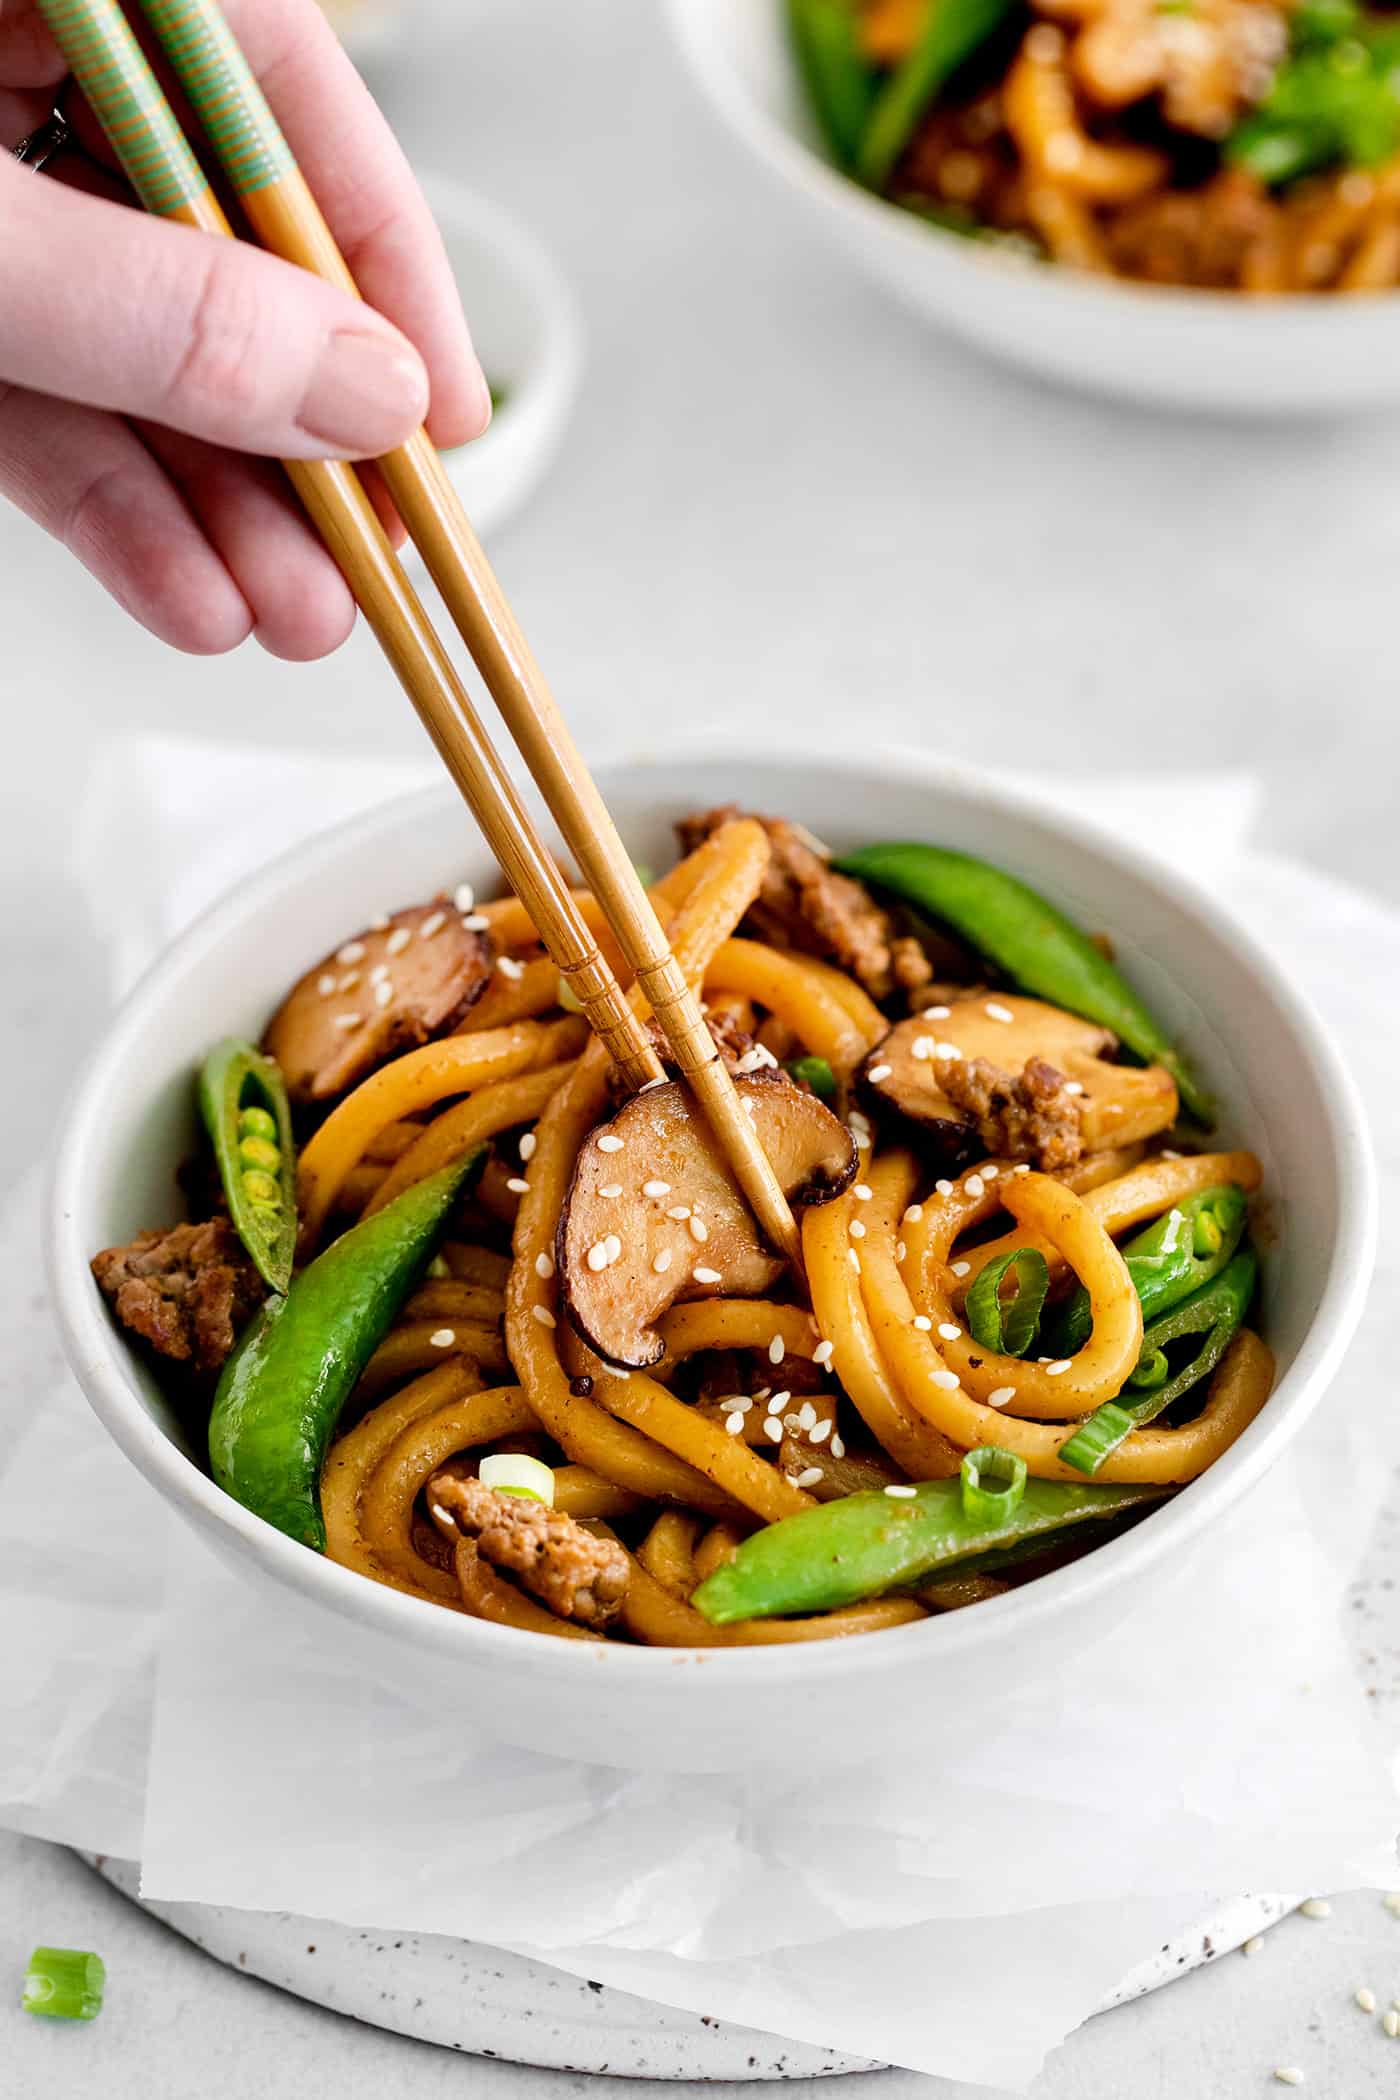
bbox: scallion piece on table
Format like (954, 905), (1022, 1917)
(22, 1947), (105, 2021)
(961, 1445), (1027, 1525)
(478, 1452), (555, 1506)
(965, 1248), (1048, 1358)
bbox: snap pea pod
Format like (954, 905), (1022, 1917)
(691, 1472), (1156, 1622)
(786, 0), (876, 171)
(858, 0), (1020, 188)
(1057, 1246), (1258, 1478)
(785, 1053), (838, 1101)
(834, 841), (1214, 1124)
(1046, 1183), (1248, 1359)
(198, 1038), (298, 1294)
(209, 1150), (484, 1550)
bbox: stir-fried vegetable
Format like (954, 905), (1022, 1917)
(859, 0), (1021, 186)
(1228, 1), (1400, 185)
(965, 1248), (1049, 1358)
(22, 1948), (105, 2021)
(210, 1151), (484, 1549)
(1047, 1183), (1249, 1358)
(198, 1037), (297, 1294)
(785, 1053), (838, 1101)
(479, 1453), (556, 1506)
(1058, 1247), (1258, 1476)
(835, 840), (1214, 1124)
(787, 0), (877, 169)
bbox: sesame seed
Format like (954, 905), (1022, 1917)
(368, 913), (391, 932)
(810, 1418), (832, 1445)
(725, 1411), (745, 1436)
(985, 1001), (1015, 1023)
(689, 1215), (709, 1243)
(733, 1047), (767, 1075)
(931, 1369), (960, 1390)
(506, 1177), (529, 1195)
(849, 1219), (866, 1240)
(652, 1249), (673, 1274)
(895, 1242), (907, 1262)
(534, 1251), (555, 1279)
(813, 1339), (834, 1366)
(1013, 1162), (1031, 1176)
(1161, 1147), (1181, 1160)
(913, 1314), (933, 1332)
(332, 1013), (363, 1031)
(1064, 1080), (1085, 1097)
(430, 1502), (454, 1527)
(316, 974), (336, 997)
(667, 1204), (691, 1221)
(981, 1164), (1000, 1181)
(885, 1484), (917, 1499)
(987, 1386), (1016, 1407)
(798, 1400), (817, 1431)
(830, 1434), (846, 1458)
(531, 1305), (555, 1328)
(795, 1466), (824, 1490)
(604, 1234), (622, 1263)
(848, 1248), (861, 1273)
(938, 1322), (961, 1341)
(454, 883), (475, 915)
(429, 1328), (456, 1348)
(419, 909), (447, 940)
(764, 1419), (784, 1444)
(340, 971), (361, 992)
(694, 1266), (722, 1285)
(369, 962), (389, 984)
(386, 927), (412, 955)
(727, 1397), (754, 1413)
(1386, 2012), (1400, 2039)
(337, 941), (366, 964)
(519, 1132), (537, 1162)
(605, 1365), (630, 1380)
(951, 1260), (971, 1278)
(1357, 1988), (1377, 2013)
(911, 1036), (935, 1061)
(586, 1241), (611, 1272)
(1242, 1935), (1265, 1956)
(1273, 2072), (1304, 2087)
(374, 980), (394, 1009)
(594, 1187), (620, 1203)
(462, 913), (490, 932)
(849, 1112), (872, 1139)
(853, 1183), (873, 1202)
(597, 1133), (624, 1153)
(867, 1064), (893, 1083)
(769, 1391), (792, 1411)
(965, 1174), (985, 1200)
(643, 1179), (671, 1197)
(1046, 1360), (1072, 1377)
(935, 1179), (953, 1197)
(934, 1042), (962, 1062)
(1300, 1899), (1331, 1919)
(769, 1336), (786, 1365)
(496, 956), (525, 981)
(904, 1204), (924, 1224)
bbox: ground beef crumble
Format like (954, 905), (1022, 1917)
(91, 1218), (267, 1375)
(604, 1006), (758, 1107)
(937, 1054), (1085, 1172)
(428, 1472), (629, 1628)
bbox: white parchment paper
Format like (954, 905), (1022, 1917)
(2, 736), (1396, 2089)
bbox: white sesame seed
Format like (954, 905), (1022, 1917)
(316, 973), (336, 997)
(911, 1035), (935, 1061)
(369, 961), (390, 984)
(813, 1339), (834, 1366)
(605, 1365), (631, 1380)
(386, 926), (412, 955)
(769, 1391), (792, 1411)
(795, 1466), (824, 1490)
(985, 1001), (1015, 1023)
(332, 1012), (363, 1031)
(531, 1305), (555, 1329)
(769, 1335), (786, 1365)
(586, 1241), (610, 1272)
(885, 1484), (917, 1499)
(430, 1501), (454, 1526)
(666, 1204), (691, 1221)
(798, 1400), (818, 1432)
(831, 1434), (846, 1457)
(848, 1248), (861, 1273)
(938, 1322), (961, 1341)
(922, 1004), (951, 1021)
(1046, 1360), (1072, 1377)
(810, 1418), (832, 1445)
(1386, 2011), (1400, 2039)
(867, 1064), (893, 1084)
(981, 1164), (1000, 1181)
(534, 1252), (555, 1279)
(643, 1179), (671, 1198)
(965, 1174), (985, 1200)
(462, 913), (490, 932)
(419, 909), (447, 940)
(987, 1386), (1017, 1408)
(373, 980), (394, 1008)
(893, 1244), (905, 1266)
(933, 1042), (962, 1061)
(913, 1314), (933, 1332)
(935, 1179), (954, 1197)
(728, 1397), (755, 1413)
(496, 956), (525, 981)
(951, 1260), (971, 1278)
(764, 1418), (784, 1444)
(597, 1133), (624, 1153)
(519, 1132), (537, 1162)
(339, 971), (361, 992)
(453, 883), (475, 915)
(1242, 1935), (1265, 1955)
(1013, 1162), (1031, 1176)
(604, 1234), (622, 1263)
(932, 1369), (960, 1391)
(849, 1219), (866, 1240)
(368, 913), (391, 932)
(1273, 2072), (1305, 2087)
(506, 1177), (530, 1196)
(725, 1411), (745, 1436)
(652, 1248), (673, 1274)
(1064, 1080), (1085, 1097)
(689, 1215), (709, 1243)
(1161, 1147), (1181, 1160)
(1356, 1988), (1377, 2013)
(904, 1204), (924, 1224)
(429, 1328), (456, 1348)
(694, 1266), (722, 1285)
(849, 1111), (872, 1140)
(853, 1183), (873, 1202)
(337, 941), (366, 964)
(592, 1187), (619, 1203)
(733, 1047), (767, 1075)
(1300, 1899), (1331, 1919)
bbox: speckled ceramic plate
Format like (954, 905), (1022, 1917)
(82, 1857), (1290, 2079)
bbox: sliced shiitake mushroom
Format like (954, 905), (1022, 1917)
(857, 993), (1177, 1171)
(558, 1072), (857, 1369)
(264, 899), (492, 1104)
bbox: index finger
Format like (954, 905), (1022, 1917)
(214, 0), (489, 447)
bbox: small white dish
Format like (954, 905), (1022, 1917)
(417, 175), (583, 537)
(665, 0), (1400, 415)
(48, 750), (1374, 1773)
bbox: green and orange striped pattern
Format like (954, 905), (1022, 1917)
(36, 0), (209, 217)
(139, 0), (293, 194)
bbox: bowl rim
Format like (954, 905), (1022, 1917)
(47, 745), (1377, 1684)
(663, 0), (1400, 322)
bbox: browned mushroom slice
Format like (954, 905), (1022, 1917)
(857, 994), (1178, 1170)
(558, 1072), (857, 1369)
(264, 899), (492, 1104)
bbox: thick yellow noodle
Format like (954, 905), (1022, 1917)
(365, 1062), (577, 1215)
(705, 938), (882, 1074)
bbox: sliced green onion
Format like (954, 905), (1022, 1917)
(22, 1948), (105, 2021)
(785, 1054), (837, 1101)
(965, 1248), (1048, 1359)
(961, 1445), (1027, 1524)
(479, 1452), (555, 1506)
(1127, 1346), (1170, 1393)
(1055, 1405), (1135, 1480)
(1192, 1210), (1223, 1259)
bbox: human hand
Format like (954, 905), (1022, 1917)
(0, 0), (490, 658)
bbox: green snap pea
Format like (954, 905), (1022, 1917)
(785, 1053), (838, 1101)
(786, 0), (877, 171)
(966, 1247), (1049, 1358)
(1057, 1246), (1257, 1477)
(1047, 1183), (1248, 1359)
(198, 1038), (298, 1294)
(858, 0), (1020, 188)
(691, 1470), (1157, 1622)
(834, 841), (1214, 1124)
(209, 1150), (484, 1550)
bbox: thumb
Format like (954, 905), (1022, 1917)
(0, 160), (429, 459)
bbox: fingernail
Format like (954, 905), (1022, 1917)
(298, 328), (429, 455)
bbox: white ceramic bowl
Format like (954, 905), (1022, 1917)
(48, 753), (1374, 1771)
(665, 0), (1400, 415)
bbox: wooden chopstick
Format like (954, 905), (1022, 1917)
(40, 0), (803, 1267)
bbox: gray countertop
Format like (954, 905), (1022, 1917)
(4, 0), (1399, 2092)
